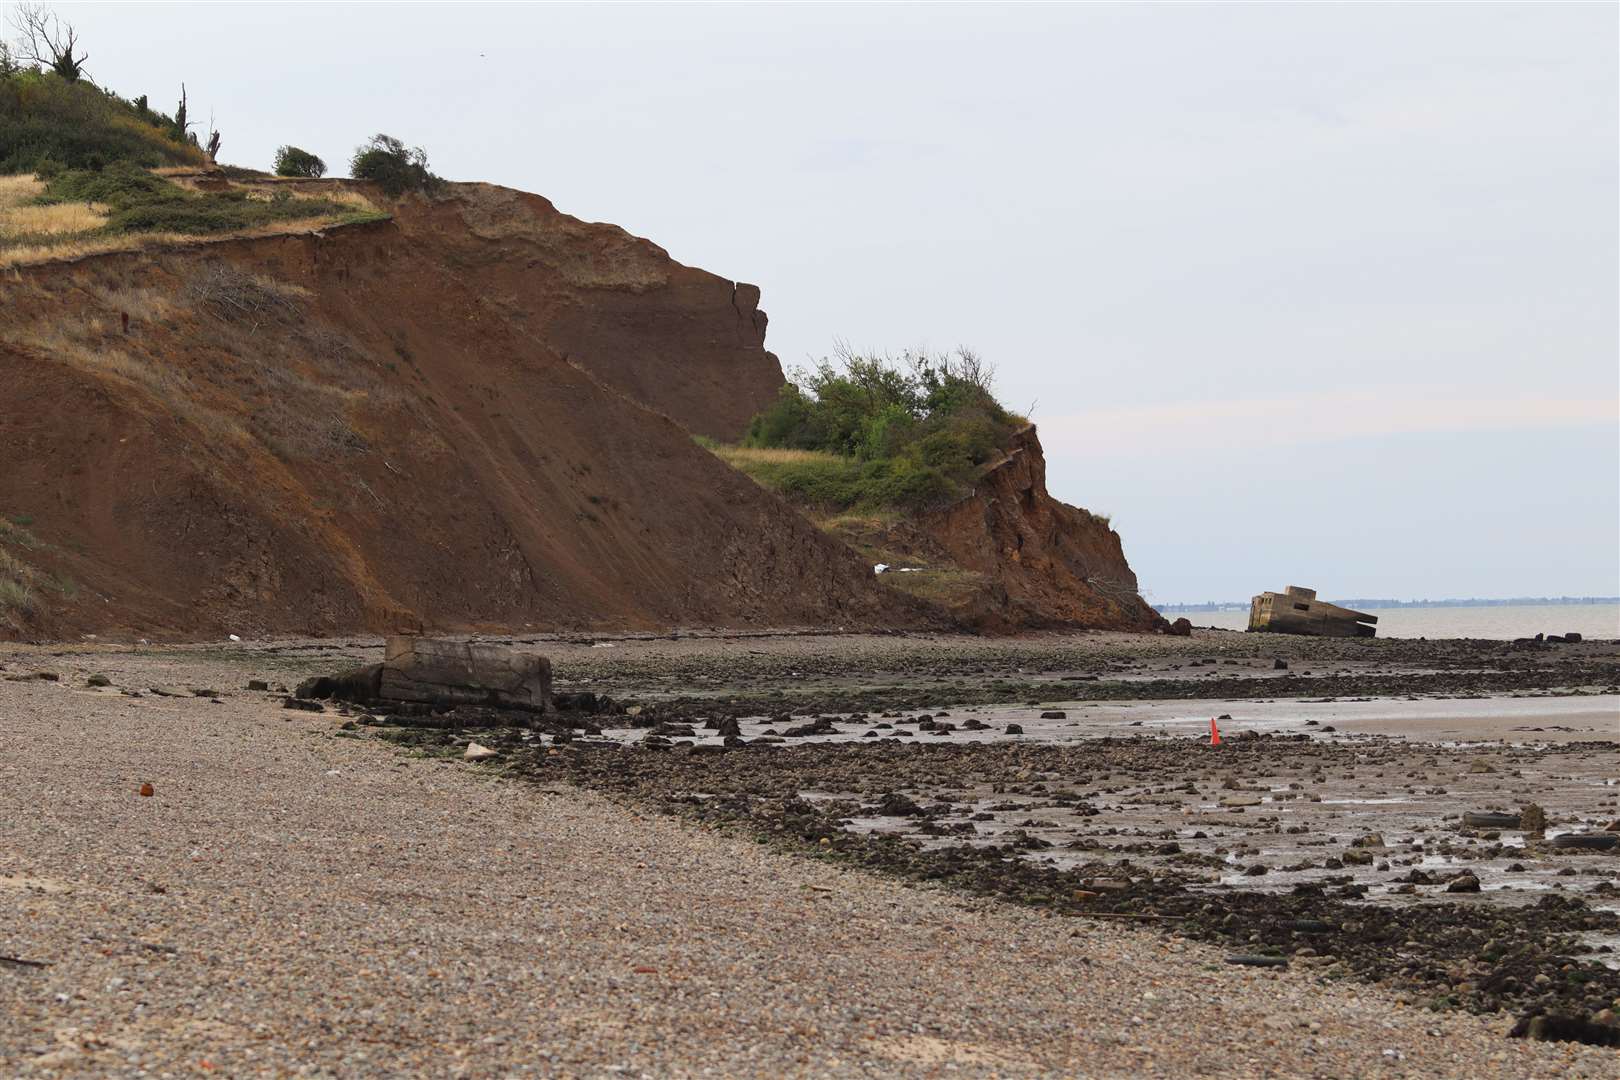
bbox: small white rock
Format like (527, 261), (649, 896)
(465, 742), (498, 762)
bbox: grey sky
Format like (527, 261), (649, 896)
(70, 2), (1618, 603)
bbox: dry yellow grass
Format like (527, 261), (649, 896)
(0, 174), (42, 202)
(711, 445), (843, 467)
(0, 214), (378, 270)
(0, 175), (109, 240)
(0, 199), (109, 238)
(0, 168), (386, 269)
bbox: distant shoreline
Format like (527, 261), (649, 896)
(1154, 596), (1620, 613)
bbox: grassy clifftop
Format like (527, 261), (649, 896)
(0, 163), (385, 266)
(0, 46), (390, 267)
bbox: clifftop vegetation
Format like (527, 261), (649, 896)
(0, 5), (206, 173)
(0, 9), (392, 266)
(712, 347), (1025, 513)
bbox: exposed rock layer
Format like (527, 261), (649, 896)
(914, 426), (1162, 631)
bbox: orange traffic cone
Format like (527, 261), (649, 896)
(1209, 717), (1221, 746)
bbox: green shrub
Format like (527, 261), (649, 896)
(735, 346), (1022, 512)
(350, 133), (442, 197)
(273, 145), (326, 178)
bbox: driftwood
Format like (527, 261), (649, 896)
(295, 636), (552, 715)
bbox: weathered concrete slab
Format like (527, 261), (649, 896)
(1249, 586), (1377, 638)
(295, 637), (552, 713)
(379, 636), (551, 712)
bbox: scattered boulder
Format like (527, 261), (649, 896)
(1446, 873), (1482, 893)
(1039, 710), (1067, 720)
(464, 742), (498, 762)
(783, 717), (840, 737)
(86, 674), (111, 687)
(1509, 1012), (1620, 1047)
(876, 793), (924, 817)
(1167, 618), (1193, 637)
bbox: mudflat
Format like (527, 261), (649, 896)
(2, 631), (1617, 1076)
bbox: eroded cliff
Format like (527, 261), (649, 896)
(0, 184), (922, 639)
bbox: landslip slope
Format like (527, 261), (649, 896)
(0, 183), (924, 639)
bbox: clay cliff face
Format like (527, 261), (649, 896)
(0, 184), (921, 639)
(428, 186), (783, 441)
(912, 426), (1164, 632)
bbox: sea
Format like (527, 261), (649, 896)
(1177, 603), (1620, 641)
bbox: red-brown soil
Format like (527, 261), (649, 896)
(0, 181), (1157, 640)
(840, 426), (1163, 632)
(914, 425), (1162, 631)
(0, 184), (927, 639)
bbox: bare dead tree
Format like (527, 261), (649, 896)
(8, 3), (88, 82)
(204, 109), (221, 162)
(174, 82), (190, 141)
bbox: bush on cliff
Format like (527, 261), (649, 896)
(350, 134), (442, 196)
(728, 347), (1023, 512)
(273, 145), (326, 178)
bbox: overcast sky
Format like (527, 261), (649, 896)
(69, 2), (1618, 603)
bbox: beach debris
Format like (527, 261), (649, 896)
(1549, 832), (1618, 852)
(1462, 811), (1520, 830)
(0, 955), (51, 970)
(138, 782), (154, 797)
(1210, 717), (1221, 746)
(1225, 955), (1288, 968)
(1248, 586), (1376, 638)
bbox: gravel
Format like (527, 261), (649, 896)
(2, 645), (1617, 1077)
